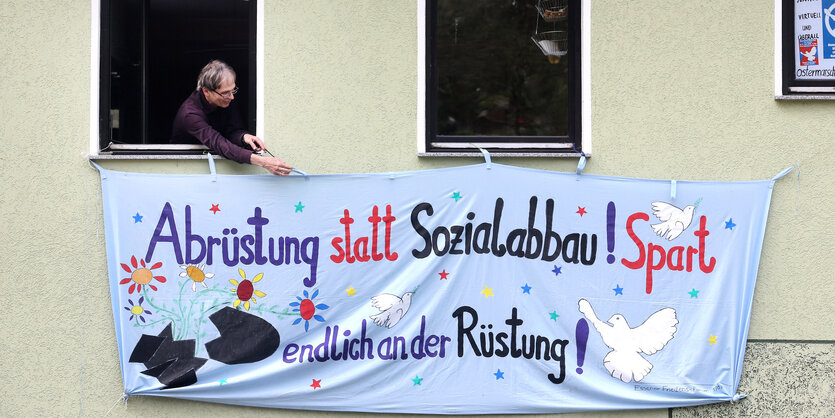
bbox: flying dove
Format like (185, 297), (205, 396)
(369, 292), (414, 329)
(578, 299), (678, 383)
(802, 46), (817, 63)
(650, 202), (695, 240)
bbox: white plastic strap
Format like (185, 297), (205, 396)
(670, 179), (677, 200)
(576, 155), (586, 176)
(207, 153), (217, 182)
(769, 166), (793, 189)
(469, 143), (491, 169)
(478, 147), (491, 167)
(772, 166), (793, 181)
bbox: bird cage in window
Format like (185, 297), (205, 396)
(536, 0), (568, 22)
(532, 30), (567, 57)
(531, 0), (568, 61)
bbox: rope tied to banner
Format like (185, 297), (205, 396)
(88, 159), (106, 179)
(103, 392), (128, 416)
(731, 393), (747, 403)
(794, 162), (801, 217)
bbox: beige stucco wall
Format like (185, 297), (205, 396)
(0, 0), (832, 416)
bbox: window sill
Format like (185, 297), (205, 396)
(89, 154), (223, 161)
(775, 94), (835, 100)
(91, 144), (222, 160)
(418, 152), (589, 158)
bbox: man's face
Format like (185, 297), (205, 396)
(203, 75), (236, 108)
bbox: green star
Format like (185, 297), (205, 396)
(294, 201), (304, 213)
(549, 311), (559, 321)
(451, 192), (462, 202)
(688, 288), (699, 298)
(412, 375), (423, 386)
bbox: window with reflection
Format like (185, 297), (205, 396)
(425, 0), (581, 154)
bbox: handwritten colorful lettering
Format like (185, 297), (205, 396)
(99, 163), (776, 413)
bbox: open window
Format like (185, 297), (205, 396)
(419, 0), (588, 156)
(778, 0), (835, 97)
(97, 0), (257, 154)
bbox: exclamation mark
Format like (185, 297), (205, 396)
(606, 201), (616, 264)
(575, 319), (589, 374)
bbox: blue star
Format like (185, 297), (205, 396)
(688, 288), (700, 298)
(521, 283), (532, 294)
(494, 369), (505, 380)
(613, 284), (624, 295)
(132, 212), (143, 223)
(294, 202), (305, 213)
(725, 218), (736, 230)
(451, 192), (462, 202)
(552, 265), (562, 277)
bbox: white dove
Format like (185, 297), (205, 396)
(802, 46), (817, 63)
(578, 298), (677, 383)
(650, 202), (695, 240)
(369, 292), (414, 328)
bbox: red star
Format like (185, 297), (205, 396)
(439, 269), (450, 280)
(576, 206), (587, 216)
(210, 204), (220, 214)
(310, 379), (321, 389)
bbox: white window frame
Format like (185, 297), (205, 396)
(775, 0), (835, 99)
(88, 0), (265, 157)
(417, 0), (592, 157)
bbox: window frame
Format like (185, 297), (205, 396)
(776, 0), (835, 98)
(417, 0), (592, 157)
(89, 0), (265, 158)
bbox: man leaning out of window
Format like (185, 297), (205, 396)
(171, 60), (292, 176)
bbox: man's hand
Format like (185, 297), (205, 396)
(251, 154), (293, 176)
(243, 134), (266, 152)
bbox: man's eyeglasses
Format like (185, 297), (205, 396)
(211, 86), (238, 99)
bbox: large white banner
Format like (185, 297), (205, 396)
(97, 163), (781, 413)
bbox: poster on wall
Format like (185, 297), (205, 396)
(795, 0), (835, 79)
(96, 162), (782, 414)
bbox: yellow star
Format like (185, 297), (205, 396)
(481, 286), (494, 298)
(345, 286), (357, 296)
(708, 335), (717, 345)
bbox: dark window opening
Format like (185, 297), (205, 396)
(426, 0), (581, 154)
(99, 0), (256, 153)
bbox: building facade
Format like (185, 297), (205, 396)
(0, 1), (832, 416)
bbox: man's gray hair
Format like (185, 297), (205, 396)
(196, 60), (236, 91)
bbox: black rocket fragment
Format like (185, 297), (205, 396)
(129, 324), (207, 389)
(128, 308), (280, 389)
(205, 307), (280, 364)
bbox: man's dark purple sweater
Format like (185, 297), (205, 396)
(171, 90), (253, 164)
